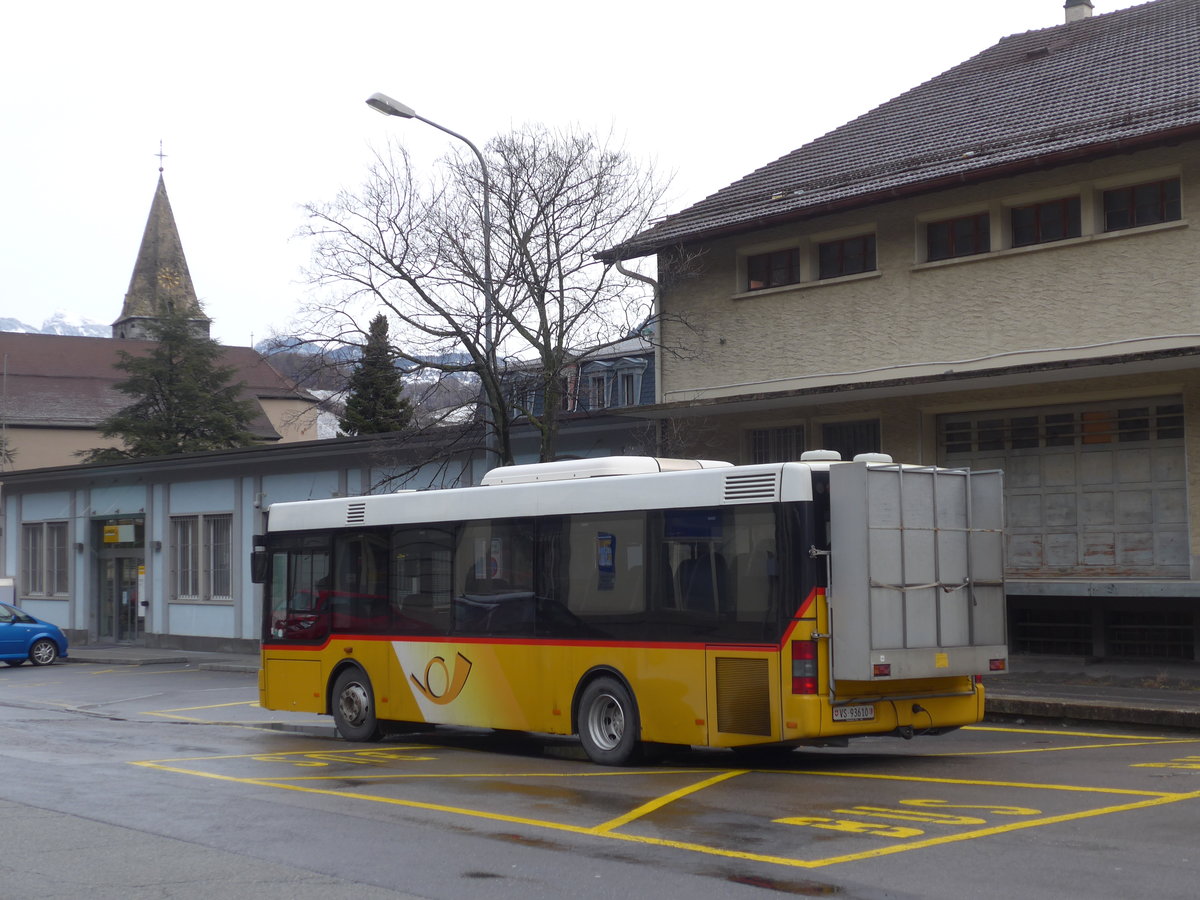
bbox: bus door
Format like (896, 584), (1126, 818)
(260, 538), (330, 713)
(668, 503), (783, 747)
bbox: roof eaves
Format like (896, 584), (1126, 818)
(603, 122), (1200, 260)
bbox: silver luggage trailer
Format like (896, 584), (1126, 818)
(828, 461), (1007, 686)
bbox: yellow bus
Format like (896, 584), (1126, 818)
(255, 453), (1007, 765)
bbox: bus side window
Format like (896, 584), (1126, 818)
(392, 527), (454, 635)
(332, 532), (391, 634)
(562, 512), (646, 623)
(678, 549), (727, 613)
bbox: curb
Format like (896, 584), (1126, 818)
(65, 655), (259, 673)
(197, 663), (260, 674)
(986, 696), (1200, 730)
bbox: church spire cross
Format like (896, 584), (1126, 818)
(155, 140), (167, 173)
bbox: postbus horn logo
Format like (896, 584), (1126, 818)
(410, 652), (473, 705)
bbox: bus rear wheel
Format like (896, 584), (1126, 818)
(332, 667), (384, 742)
(577, 676), (641, 766)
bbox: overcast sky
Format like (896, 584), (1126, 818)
(1, 0), (1147, 346)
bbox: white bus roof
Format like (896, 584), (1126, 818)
(480, 456), (732, 485)
(264, 458), (815, 534)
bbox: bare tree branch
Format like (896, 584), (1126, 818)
(293, 127), (677, 467)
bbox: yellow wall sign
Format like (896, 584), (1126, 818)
(102, 524), (136, 543)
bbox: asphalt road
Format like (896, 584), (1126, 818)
(3, 661), (1199, 899)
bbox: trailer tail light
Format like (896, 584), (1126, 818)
(989, 658), (1007, 672)
(873, 663), (892, 677)
(791, 640), (818, 694)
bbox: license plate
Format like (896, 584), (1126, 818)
(832, 704), (875, 722)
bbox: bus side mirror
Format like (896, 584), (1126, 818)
(251, 548), (269, 584)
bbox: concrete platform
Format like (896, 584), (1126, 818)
(66, 645), (260, 674)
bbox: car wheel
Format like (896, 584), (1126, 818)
(577, 675), (642, 766)
(29, 639), (58, 666)
(331, 667), (384, 742)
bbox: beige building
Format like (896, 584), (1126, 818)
(609, 0), (1200, 658)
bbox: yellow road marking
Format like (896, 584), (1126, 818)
(940, 737), (1199, 757)
(590, 770), (747, 834)
(260, 769), (721, 781)
(968, 724), (1199, 740)
(130, 746), (1200, 871)
(85, 666), (198, 677)
(806, 789), (1200, 867)
(776, 769), (1176, 797)
(144, 700), (260, 720)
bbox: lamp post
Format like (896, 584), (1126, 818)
(366, 92), (499, 468)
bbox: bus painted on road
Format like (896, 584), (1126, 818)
(255, 453), (1007, 765)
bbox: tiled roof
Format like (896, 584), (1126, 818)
(612, 0), (1200, 258)
(0, 332), (312, 438)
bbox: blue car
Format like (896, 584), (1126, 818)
(0, 602), (69, 666)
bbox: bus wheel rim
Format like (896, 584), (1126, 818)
(587, 693), (624, 751)
(338, 682), (370, 726)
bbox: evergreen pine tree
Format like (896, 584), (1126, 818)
(84, 313), (257, 461)
(338, 314), (413, 436)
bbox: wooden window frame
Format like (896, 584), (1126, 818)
(1011, 196), (1081, 247)
(1102, 178), (1181, 232)
(817, 234), (876, 279)
(746, 247), (801, 291)
(926, 212), (990, 261)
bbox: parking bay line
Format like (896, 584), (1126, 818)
(946, 725), (1200, 757)
(143, 700), (262, 722)
(130, 750), (1200, 870)
(968, 724), (1198, 740)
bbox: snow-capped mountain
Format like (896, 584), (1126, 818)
(0, 310), (109, 338)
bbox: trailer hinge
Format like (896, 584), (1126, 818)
(810, 632), (830, 640)
(809, 546), (830, 559)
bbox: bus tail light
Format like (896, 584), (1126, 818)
(791, 640), (818, 694)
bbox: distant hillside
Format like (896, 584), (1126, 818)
(0, 311), (109, 338)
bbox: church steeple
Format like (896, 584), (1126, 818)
(112, 173), (211, 340)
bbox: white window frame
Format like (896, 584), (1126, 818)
(588, 374), (608, 410)
(171, 513), (233, 602)
(20, 521), (69, 598)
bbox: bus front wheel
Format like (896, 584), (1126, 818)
(332, 667), (384, 742)
(577, 676), (641, 766)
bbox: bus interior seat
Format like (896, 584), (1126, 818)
(678, 552), (727, 613)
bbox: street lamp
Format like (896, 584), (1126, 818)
(366, 92), (499, 468)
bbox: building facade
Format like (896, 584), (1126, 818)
(2, 434), (478, 652)
(505, 333), (660, 462)
(608, 0), (1200, 658)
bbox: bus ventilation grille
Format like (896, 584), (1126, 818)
(715, 657), (772, 736)
(723, 472), (779, 502)
(345, 502), (367, 525)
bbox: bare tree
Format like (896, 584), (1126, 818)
(298, 125), (672, 467)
